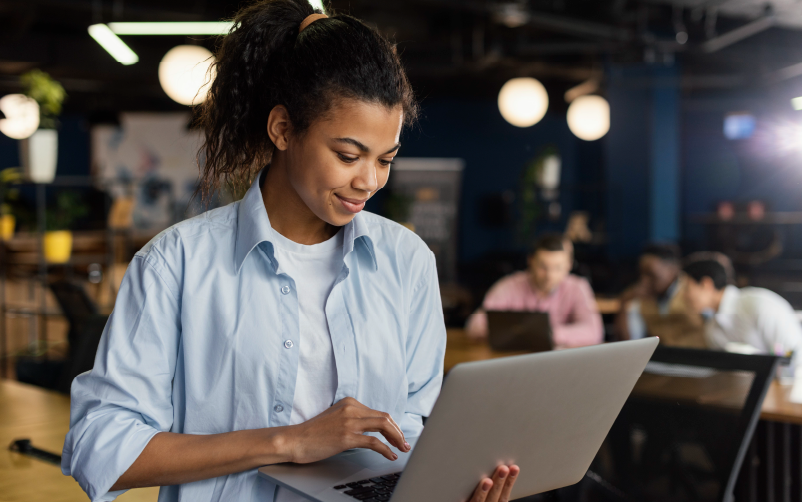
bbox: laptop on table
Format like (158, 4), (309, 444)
(486, 310), (553, 352)
(258, 337), (659, 502)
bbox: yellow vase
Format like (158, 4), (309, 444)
(0, 214), (14, 241)
(44, 230), (73, 263)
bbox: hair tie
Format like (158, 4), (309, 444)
(299, 13), (328, 32)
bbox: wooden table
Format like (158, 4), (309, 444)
(445, 328), (802, 424)
(0, 379), (158, 502)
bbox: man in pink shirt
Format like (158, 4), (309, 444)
(466, 234), (603, 347)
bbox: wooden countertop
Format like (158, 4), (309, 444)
(445, 328), (802, 425)
(0, 379), (158, 502)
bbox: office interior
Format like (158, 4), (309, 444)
(3, 0), (802, 501)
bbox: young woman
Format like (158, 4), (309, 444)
(62, 1), (520, 501)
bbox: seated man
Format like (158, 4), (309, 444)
(683, 258), (802, 369)
(466, 234), (602, 347)
(616, 243), (706, 347)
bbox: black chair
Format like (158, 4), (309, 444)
(16, 280), (106, 393)
(576, 346), (780, 502)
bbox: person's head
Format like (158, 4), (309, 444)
(682, 259), (729, 313)
(199, 0), (417, 226)
(527, 234), (572, 293)
(639, 243), (681, 297)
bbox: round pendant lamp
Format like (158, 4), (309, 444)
(498, 77), (549, 127)
(159, 45), (216, 106)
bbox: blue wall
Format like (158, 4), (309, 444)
(0, 115), (90, 175)
(604, 64), (681, 259)
(399, 98), (604, 263)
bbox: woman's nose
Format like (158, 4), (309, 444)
(353, 163), (379, 193)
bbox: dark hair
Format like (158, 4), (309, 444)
(641, 243), (681, 264)
(683, 259), (728, 290)
(197, 0), (418, 199)
(532, 233), (566, 254)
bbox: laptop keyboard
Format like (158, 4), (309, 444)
(333, 472), (401, 501)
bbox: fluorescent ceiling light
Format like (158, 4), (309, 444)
(88, 24), (139, 65)
(792, 97), (802, 111)
(109, 22), (234, 35)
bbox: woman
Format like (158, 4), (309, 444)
(62, 1), (520, 501)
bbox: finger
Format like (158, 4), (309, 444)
(498, 465), (519, 502)
(352, 434), (398, 461)
(485, 466), (509, 502)
(468, 478), (493, 502)
(359, 416), (408, 452)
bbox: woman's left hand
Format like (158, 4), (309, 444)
(467, 465), (520, 502)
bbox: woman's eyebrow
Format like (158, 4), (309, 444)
(333, 137), (401, 155)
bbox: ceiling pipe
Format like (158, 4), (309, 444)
(701, 11), (775, 53)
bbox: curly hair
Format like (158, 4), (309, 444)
(196, 0), (418, 202)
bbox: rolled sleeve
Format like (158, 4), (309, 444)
(62, 254), (182, 501)
(402, 251), (446, 434)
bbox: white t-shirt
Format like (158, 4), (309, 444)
(271, 227), (343, 502)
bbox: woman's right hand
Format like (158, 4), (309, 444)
(468, 465), (520, 502)
(282, 397), (410, 464)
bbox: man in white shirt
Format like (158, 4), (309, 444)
(682, 258), (802, 369)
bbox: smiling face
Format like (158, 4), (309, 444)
(269, 98), (404, 228)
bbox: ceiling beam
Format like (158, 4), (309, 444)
(701, 13), (775, 53)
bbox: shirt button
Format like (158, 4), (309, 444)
(281, 285), (290, 295)
(284, 340), (294, 349)
(274, 404), (284, 413)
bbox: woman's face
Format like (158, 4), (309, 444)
(280, 99), (404, 227)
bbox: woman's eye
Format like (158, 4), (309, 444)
(337, 153), (358, 163)
(379, 159), (394, 167)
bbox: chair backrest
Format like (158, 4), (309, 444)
(58, 314), (108, 394)
(588, 346), (779, 502)
(49, 280), (98, 347)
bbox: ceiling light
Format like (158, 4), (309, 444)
(109, 22), (234, 35)
(159, 45), (216, 106)
(792, 97), (802, 111)
(88, 24), (139, 65)
(309, 0), (326, 12)
(498, 77), (549, 127)
(567, 95), (610, 141)
(0, 94), (40, 140)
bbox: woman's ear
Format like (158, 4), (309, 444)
(267, 105), (292, 151)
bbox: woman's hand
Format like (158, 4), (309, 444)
(282, 397), (410, 464)
(468, 465), (520, 502)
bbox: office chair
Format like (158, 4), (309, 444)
(16, 280), (103, 392)
(579, 347), (779, 502)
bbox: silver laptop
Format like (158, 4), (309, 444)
(258, 338), (659, 502)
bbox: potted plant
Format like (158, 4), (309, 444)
(44, 191), (88, 263)
(0, 167), (21, 240)
(19, 70), (66, 183)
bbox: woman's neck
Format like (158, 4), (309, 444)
(261, 156), (337, 245)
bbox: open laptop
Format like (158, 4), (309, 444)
(258, 337), (659, 502)
(486, 310), (552, 351)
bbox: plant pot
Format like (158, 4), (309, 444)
(0, 214), (14, 241)
(20, 129), (58, 183)
(44, 230), (72, 263)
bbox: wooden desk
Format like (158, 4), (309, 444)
(0, 379), (158, 502)
(445, 329), (802, 424)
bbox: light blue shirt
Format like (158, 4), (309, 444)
(62, 170), (447, 502)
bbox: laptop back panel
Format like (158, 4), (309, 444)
(486, 311), (552, 352)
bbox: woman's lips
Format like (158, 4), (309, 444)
(335, 194), (367, 214)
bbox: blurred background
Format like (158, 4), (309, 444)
(4, 0), (802, 501)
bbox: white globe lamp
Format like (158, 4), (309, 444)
(159, 45), (216, 106)
(567, 95), (610, 141)
(0, 94), (39, 140)
(498, 77), (549, 127)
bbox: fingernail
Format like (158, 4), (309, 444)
(404, 442), (410, 450)
(483, 481), (491, 492)
(392, 453), (398, 460)
(499, 471), (507, 479)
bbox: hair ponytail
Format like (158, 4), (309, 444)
(197, 0), (418, 201)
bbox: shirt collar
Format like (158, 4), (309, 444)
(234, 168), (377, 274)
